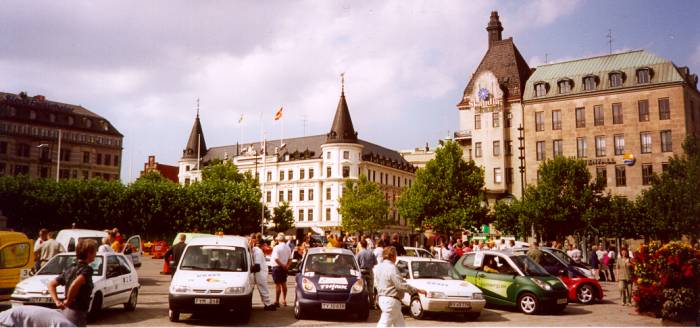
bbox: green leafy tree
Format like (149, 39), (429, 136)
(521, 156), (603, 241)
(397, 140), (487, 234)
(637, 135), (700, 241)
(271, 202), (294, 233)
(492, 198), (528, 239)
(339, 175), (389, 234)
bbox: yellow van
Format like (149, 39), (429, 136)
(0, 231), (34, 300)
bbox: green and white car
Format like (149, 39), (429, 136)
(452, 250), (568, 314)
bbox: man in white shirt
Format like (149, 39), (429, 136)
(271, 233), (292, 307)
(249, 234), (275, 311)
(33, 229), (48, 271)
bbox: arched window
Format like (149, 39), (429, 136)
(534, 82), (548, 97)
(583, 75), (598, 91)
(636, 68), (652, 84)
(558, 79), (573, 94)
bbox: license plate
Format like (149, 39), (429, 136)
(194, 298), (220, 305)
(557, 298), (567, 304)
(448, 302), (471, 309)
(30, 297), (52, 303)
(321, 303), (346, 310)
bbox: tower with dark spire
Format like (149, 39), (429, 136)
(325, 73), (358, 144)
(486, 11), (503, 48)
(182, 104), (207, 159)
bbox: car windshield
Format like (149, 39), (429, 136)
(548, 249), (574, 265)
(179, 246), (248, 272)
(38, 255), (103, 276)
(410, 261), (455, 280)
(304, 253), (358, 276)
(510, 255), (550, 276)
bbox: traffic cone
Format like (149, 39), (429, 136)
(160, 256), (171, 275)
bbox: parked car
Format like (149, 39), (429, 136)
(452, 250), (568, 314)
(404, 247), (435, 259)
(0, 231), (34, 301)
(10, 251), (140, 317)
(513, 247), (603, 304)
(56, 229), (142, 267)
(395, 256), (485, 320)
(290, 247), (369, 321)
(168, 235), (258, 323)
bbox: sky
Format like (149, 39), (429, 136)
(1, 0), (698, 183)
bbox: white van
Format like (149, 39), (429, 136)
(168, 235), (259, 323)
(55, 229), (142, 267)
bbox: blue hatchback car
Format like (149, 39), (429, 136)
(290, 247), (370, 321)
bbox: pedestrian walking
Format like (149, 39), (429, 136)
(589, 246), (600, 280)
(357, 239), (377, 308)
(527, 242), (543, 265)
(607, 246), (617, 282)
(271, 233), (292, 307)
(33, 228), (48, 272)
(249, 234), (275, 311)
(39, 231), (65, 268)
(390, 233), (406, 257)
(373, 246), (425, 327)
(164, 234), (187, 276)
(48, 239), (97, 326)
(615, 248), (633, 306)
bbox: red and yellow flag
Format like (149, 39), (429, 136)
(274, 107), (283, 120)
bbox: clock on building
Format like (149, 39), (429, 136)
(478, 87), (489, 101)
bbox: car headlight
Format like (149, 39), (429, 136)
(427, 291), (447, 299)
(472, 292), (483, 300)
(13, 287), (26, 295)
(170, 285), (191, 294)
(350, 279), (364, 294)
(302, 278), (316, 293)
(225, 287), (246, 295)
(530, 277), (552, 291)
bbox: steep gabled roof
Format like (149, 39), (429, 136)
(182, 113), (207, 159)
(458, 38), (532, 106)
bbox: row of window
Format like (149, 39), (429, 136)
(366, 169), (412, 188)
(2, 105), (111, 131)
(1, 141), (120, 166)
(269, 188), (317, 203)
(278, 168), (315, 181)
(295, 208), (334, 222)
(595, 163), (667, 188)
(474, 140), (514, 158)
(533, 68), (653, 97)
(534, 98), (670, 132)
(535, 130), (673, 161)
(491, 167), (514, 185)
(474, 111), (513, 130)
(0, 123), (121, 147)
(0, 162), (117, 180)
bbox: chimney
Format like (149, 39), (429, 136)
(486, 11), (503, 48)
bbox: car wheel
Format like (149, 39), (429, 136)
(409, 295), (425, 320)
(576, 283), (595, 304)
(168, 309), (180, 322)
(294, 299), (304, 320)
(124, 288), (138, 311)
(463, 312), (480, 321)
(88, 293), (103, 320)
(518, 292), (539, 315)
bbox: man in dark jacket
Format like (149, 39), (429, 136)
(164, 234), (187, 275)
(390, 233), (406, 256)
(588, 245), (600, 280)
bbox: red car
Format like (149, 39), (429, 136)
(513, 247), (603, 304)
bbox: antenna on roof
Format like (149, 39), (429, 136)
(302, 115), (308, 137)
(606, 29), (613, 54)
(196, 97), (200, 117)
(545, 53), (548, 64)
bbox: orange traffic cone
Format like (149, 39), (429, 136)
(160, 256), (171, 275)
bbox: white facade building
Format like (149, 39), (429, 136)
(178, 86), (416, 234)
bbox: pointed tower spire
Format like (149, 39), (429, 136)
(182, 102), (207, 159)
(326, 73), (358, 144)
(486, 11), (503, 48)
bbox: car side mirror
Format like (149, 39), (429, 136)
(251, 264), (260, 273)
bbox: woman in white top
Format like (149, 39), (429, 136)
(373, 239), (384, 263)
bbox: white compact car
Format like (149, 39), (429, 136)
(10, 251), (140, 316)
(168, 235), (259, 324)
(404, 247), (435, 259)
(56, 229), (143, 268)
(396, 256), (486, 320)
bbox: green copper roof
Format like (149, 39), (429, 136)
(524, 50), (685, 101)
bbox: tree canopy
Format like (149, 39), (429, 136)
(271, 202), (294, 233)
(397, 140), (487, 234)
(338, 175), (389, 234)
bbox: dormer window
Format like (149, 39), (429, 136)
(83, 118), (92, 128)
(636, 68), (651, 84)
(534, 82), (548, 97)
(558, 79), (572, 94)
(609, 72), (624, 88)
(583, 75), (598, 91)
(67, 116), (74, 125)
